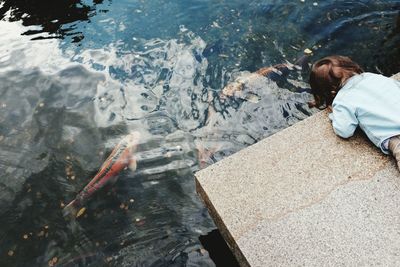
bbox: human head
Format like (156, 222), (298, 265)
(309, 55), (363, 108)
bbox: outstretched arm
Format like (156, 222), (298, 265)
(329, 102), (358, 138)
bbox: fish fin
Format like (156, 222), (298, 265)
(63, 200), (79, 219)
(244, 92), (261, 103)
(129, 157), (137, 172)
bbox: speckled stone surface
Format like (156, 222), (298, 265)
(196, 75), (400, 266)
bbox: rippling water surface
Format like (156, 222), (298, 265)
(0, 0), (399, 266)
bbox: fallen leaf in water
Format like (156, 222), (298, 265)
(212, 21), (221, 28)
(304, 48), (313, 55)
(76, 207), (86, 218)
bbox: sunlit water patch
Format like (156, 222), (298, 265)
(0, 0), (399, 266)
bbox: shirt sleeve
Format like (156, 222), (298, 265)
(330, 102), (358, 138)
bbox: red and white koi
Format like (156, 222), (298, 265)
(64, 132), (140, 218)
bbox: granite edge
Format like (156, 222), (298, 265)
(195, 73), (400, 266)
(196, 178), (251, 267)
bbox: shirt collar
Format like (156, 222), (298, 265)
(341, 73), (363, 91)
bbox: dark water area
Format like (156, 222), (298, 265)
(0, 0), (399, 266)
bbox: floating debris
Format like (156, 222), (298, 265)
(23, 234), (28, 239)
(313, 2), (318, 6)
(37, 231), (45, 237)
(290, 45), (300, 51)
(39, 103), (45, 108)
(76, 207), (86, 218)
(44, 225), (49, 229)
(129, 199), (135, 203)
(120, 203), (125, 209)
(8, 250), (14, 256)
(304, 48), (313, 55)
(212, 21), (221, 28)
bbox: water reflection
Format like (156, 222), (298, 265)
(0, 0), (107, 41)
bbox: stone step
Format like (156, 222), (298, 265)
(196, 74), (400, 266)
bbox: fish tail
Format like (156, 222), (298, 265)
(63, 199), (80, 219)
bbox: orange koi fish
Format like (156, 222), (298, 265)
(64, 132), (140, 218)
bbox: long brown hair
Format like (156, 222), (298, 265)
(309, 55), (363, 108)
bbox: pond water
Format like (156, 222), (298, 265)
(0, 0), (399, 266)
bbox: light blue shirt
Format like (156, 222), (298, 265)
(328, 72), (400, 154)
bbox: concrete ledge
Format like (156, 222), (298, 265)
(196, 75), (400, 266)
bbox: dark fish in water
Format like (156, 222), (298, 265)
(63, 132), (141, 218)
